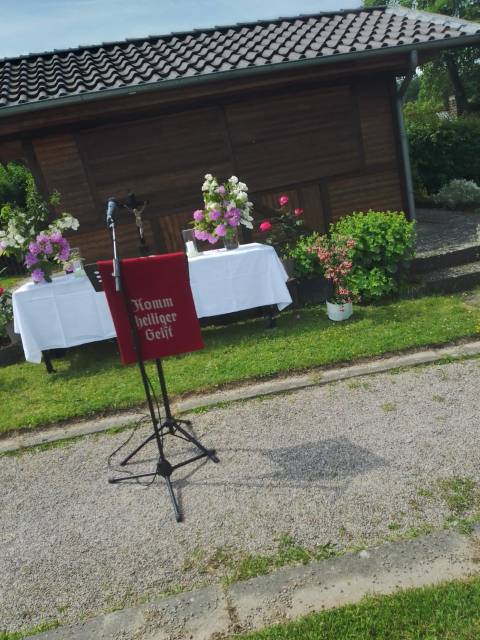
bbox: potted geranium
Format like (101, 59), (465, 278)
(192, 174), (254, 249)
(258, 195), (308, 274)
(311, 235), (356, 321)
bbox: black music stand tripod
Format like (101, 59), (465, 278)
(96, 200), (219, 522)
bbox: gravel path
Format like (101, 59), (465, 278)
(1, 358), (480, 633)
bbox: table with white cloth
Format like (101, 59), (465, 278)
(13, 243), (292, 364)
(13, 275), (116, 364)
(188, 243), (292, 318)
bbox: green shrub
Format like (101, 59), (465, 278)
(330, 211), (415, 302)
(407, 116), (480, 194)
(284, 232), (324, 279)
(433, 179), (480, 210)
(0, 161), (30, 209)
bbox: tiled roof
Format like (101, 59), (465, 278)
(0, 6), (479, 113)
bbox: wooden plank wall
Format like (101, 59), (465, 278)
(29, 74), (405, 261)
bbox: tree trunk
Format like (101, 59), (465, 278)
(444, 53), (470, 115)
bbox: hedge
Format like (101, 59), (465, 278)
(406, 116), (480, 194)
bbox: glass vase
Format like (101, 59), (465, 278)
(223, 228), (239, 251)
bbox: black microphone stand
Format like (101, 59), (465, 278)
(104, 201), (219, 522)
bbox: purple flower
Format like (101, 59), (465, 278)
(49, 231), (63, 244)
(194, 229), (208, 241)
(215, 224), (227, 237)
(209, 209), (221, 222)
(207, 234), (218, 244)
(0, 240), (7, 251)
(28, 241), (40, 256)
(216, 185), (226, 196)
(58, 246), (70, 262)
(193, 209), (204, 222)
(43, 242), (53, 256)
(31, 268), (45, 283)
(225, 207), (241, 227)
(25, 252), (38, 268)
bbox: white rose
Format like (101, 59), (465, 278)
(204, 173), (213, 180)
(229, 176), (239, 184)
(238, 182), (247, 191)
(237, 192), (248, 203)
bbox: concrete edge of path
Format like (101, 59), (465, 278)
(3, 339), (480, 456)
(26, 526), (480, 640)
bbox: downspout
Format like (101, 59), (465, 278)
(395, 50), (418, 222)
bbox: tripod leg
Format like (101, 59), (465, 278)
(120, 432), (157, 466)
(173, 422), (220, 463)
(164, 475), (182, 522)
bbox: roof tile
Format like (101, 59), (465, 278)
(0, 6), (478, 111)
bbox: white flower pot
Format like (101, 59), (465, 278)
(326, 301), (353, 321)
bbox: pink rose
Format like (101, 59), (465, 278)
(294, 208), (303, 217)
(278, 195), (289, 207)
(259, 220), (272, 232)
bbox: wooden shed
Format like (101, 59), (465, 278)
(0, 6), (479, 261)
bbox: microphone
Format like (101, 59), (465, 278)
(106, 198), (117, 228)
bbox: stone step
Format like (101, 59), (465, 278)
(413, 260), (480, 294)
(411, 243), (480, 275)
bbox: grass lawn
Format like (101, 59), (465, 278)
(1, 292), (479, 434)
(235, 577), (480, 639)
(0, 273), (26, 290)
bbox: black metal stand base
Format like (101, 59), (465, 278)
(109, 417), (219, 522)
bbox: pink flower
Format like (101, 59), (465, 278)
(216, 185), (226, 196)
(259, 220), (272, 232)
(0, 287), (4, 296)
(294, 208), (303, 217)
(346, 239), (356, 248)
(215, 223), (227, 237)
(209, 209), (221, 221)
(278, 195), (289, 207)
(193, 209), (204, 222)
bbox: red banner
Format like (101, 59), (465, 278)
(97, 254), (203, 364)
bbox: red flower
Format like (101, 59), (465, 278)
(0, 287), (4, 296)
(278, 195), (289, 207)
(259, 220), (272, 232)
(294, 208), (303, 217)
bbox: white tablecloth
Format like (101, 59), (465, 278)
(13, 275), (116, 364)
(13, 243), (291, 363)
(188, 243), (292, 317)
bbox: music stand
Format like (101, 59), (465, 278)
(87, 220), (219, 523)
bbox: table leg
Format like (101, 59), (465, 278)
(265, 305), (277, 329)
(42, 351), (56, 374)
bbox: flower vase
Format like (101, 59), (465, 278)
(326, 301), (353, 321)
(223, 229), (239, 251)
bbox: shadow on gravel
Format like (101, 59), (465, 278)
(264, 437), (386, 481)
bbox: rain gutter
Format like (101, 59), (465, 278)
(0, 34), (479, 120)
(395, 49), (418, 222)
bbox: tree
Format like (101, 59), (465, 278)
(363, 0), (480, 113)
